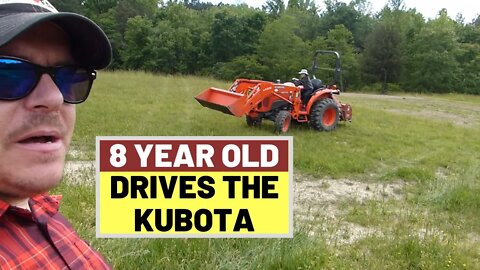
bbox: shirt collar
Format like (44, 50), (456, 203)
(0, 194), (62, 219)
(30, 194), (62, 217)
(0, 199), (9, 217)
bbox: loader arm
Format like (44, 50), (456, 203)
(195, 80), (279, 117)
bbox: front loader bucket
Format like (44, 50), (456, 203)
(195, 87), (247, 117)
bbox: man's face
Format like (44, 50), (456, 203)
(0, 22), (75, 200)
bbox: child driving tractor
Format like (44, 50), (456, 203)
(195, 51), (352, 133)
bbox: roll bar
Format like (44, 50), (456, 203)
(310, 50), (343, 91)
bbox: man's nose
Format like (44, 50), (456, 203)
(23, 73), (64, 111)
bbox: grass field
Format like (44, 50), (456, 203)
(54, 71), (480, 269)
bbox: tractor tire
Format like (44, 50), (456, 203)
(275, 110), (292, 134)
(246, 115), (262, 127)
(309, 98), (340, 132)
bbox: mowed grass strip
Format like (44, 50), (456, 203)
(59, 71), (480, 269)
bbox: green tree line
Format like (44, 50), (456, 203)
(51, 0), (480, 94)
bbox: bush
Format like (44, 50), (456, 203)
(213, 55), (267, 81)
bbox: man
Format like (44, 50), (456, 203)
(293, 68), (314, 106)
(0, 0), (111, 269)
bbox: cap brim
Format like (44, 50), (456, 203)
(0, 12), (111, 69)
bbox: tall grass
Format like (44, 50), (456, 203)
(58, 71), (480, 269)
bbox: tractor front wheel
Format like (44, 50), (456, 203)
(275, 110), (291, 134)
(309, 98), (340, 131)
(246, 115), (262, 127)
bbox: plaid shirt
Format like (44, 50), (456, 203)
(0, 194), (111, 270)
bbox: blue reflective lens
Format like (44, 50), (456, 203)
(0, 57), (95, 103)
(55, 67), (92, 103)
(0, 59), (38, 99)
(0, 59), (22, 64)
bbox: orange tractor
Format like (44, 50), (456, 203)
(195, 50), (352, 133)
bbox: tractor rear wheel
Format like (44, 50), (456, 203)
(309, 98), (339, 131)
(246, 115), (262, 127)
(275, 110), (291, 134)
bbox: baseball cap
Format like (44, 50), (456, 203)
(298, 69), (309, 75)
(0, 0), (111, 69)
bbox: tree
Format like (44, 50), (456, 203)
(156, 3), (212, 73)
(319, 0), (374, 49)
(146, 21), (179, 73)
(121, 16), (156, 70)
(310, 25), (359, 88)
(256, 15), (310, 81)
(388, 0), (405, 11)
(262, 0), (285, 19)
(325, 25), (360, 88)
(373, 6), (425, 89)
(83, 0), (117, 15)
(403, 12), (461, 92)
(456, 20), (480, 94)
(288, 0), (317, 13)
(287, 8), (322, 41)
(89, 8), (124, 69)
(361, 21), (403, 85)
(115, 0), (158, 35)
(287, 0), (299, 9)
(210, 7), (266, 63)
(378, 6), (424, 41)
(214, 55), (267, 80)
(182, 0), (214, 10)
(474, 15), (480, 26)
(49, 0), (85, 14)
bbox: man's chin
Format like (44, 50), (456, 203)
(11, 163), (65, 196)
(0, 146), (67, 199)
(0, 177), (61, 203)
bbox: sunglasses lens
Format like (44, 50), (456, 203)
(0, 59), (37, 99)
(55, 67), (93, 103)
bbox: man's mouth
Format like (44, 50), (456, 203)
(14, 130), (63, 152)
(18, 135), (58, 144)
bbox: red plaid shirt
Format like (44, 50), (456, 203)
(0, 194), (111, 269)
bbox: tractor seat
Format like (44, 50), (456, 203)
(311, 79), (324, 91)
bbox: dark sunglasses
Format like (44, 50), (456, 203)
(0, 56), (96, 104)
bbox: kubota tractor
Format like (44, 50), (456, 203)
(195, 50), (352, 133)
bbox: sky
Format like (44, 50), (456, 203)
(206, 0), (480, 23)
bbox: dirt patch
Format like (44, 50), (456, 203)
(63, 161), (96, 185)
(294, 173), (405, 215)
(464, 233), (480, 248)
(64, 160), (95, 174)
(294, 177), (403, 204)
(328, 222), (379, 245)
(294, 173), (406, 244)
(387, 108), (471, 127)
(67, 146), (92, 160)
